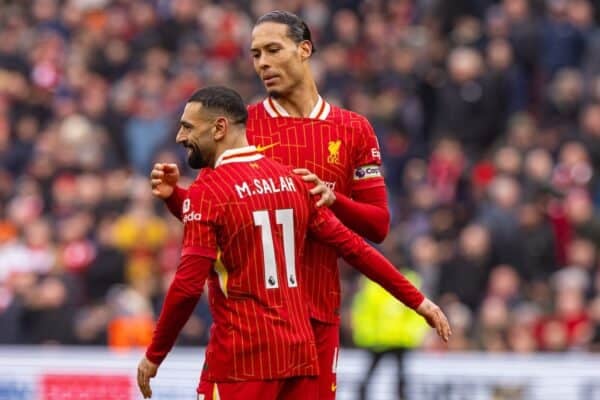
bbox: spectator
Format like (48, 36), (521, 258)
(439, 224), (493, 310)
(351, 269), (428, 400)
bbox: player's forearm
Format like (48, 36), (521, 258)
(146, 281), (201, 364)
(146, 255), (210, 365)
(311, 210), (423, 309)
(330, 185), (390, 243)
(165, 186), (187, 221)
(342, 242), (424, 309)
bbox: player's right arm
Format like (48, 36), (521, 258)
(138, 253), (213, 399)
(150, 163), (187, 220)
(143, 185), (219, 364)
(307, 203), (451, 342)
(145, 254), (213, 365)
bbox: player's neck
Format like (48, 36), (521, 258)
(213, 135), (250, 167)
(274, 79), (319, 118)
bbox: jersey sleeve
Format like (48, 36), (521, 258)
(146, 254), (212, 365)
(329, 186), (390, 243)
(351, 116), (385, 191)
(165, 186), (187, 221)
(307, 204), (424, 309)
(164, 169), (212, 220)
(329, 116), (390, 242)
(181, 186), (219, 259)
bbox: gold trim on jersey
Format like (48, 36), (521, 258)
(212, 383), (221, 400)
(214, 250), (228, 298)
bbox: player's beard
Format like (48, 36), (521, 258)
(188, 144), (209, 169)
(186, 142), (210, 169)
(268, 89), (282, 98)
(267, 77), (299, 99)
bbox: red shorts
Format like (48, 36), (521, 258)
(311, 319), (340, 400)
(197, 376), (317, 400)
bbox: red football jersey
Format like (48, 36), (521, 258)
(246, 98), (383, 323)
(179, 146), (421, 382)
(182, 147), (318, 381)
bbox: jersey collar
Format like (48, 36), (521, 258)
(215, 146), (264, 168)
(262, 95), (331, 120)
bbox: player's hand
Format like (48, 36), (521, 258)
(416, 298), (452, 343)
(293, 168), (336, 207)
(137, 356), (158, 399)
(150, 163), (180, 199)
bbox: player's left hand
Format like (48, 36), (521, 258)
(293, 168), (336, 207)
(137, 356), (158, 399)
(416, 298), (452, 343)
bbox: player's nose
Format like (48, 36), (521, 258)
(257, 54), (270, 70)
(175, 129), (186, 143)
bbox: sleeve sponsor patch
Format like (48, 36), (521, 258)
(353, 165), (381, 180)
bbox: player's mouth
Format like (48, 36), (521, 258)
(262, 74), (279, 86)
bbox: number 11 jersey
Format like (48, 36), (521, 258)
(182, 146), (319, 382)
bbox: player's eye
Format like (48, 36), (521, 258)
(267, 47), (280, 54)
(251, 52), (260, 59)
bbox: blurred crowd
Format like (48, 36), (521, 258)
(2, 0), (600, 355)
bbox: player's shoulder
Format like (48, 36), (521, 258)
(258, 156), (292, 174)
(328, 104), (373, 131)
(188, 171), (223, 200)
(247, 102), (266, 118)
(258, 158), (309, 191)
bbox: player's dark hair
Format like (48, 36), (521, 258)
(188, 86), (248, 125)
(255, 10), (316, 54)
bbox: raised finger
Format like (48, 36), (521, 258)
(310, 186), (326, 195)
(301, 174), (319, 183)
(292, 168), (310, 175)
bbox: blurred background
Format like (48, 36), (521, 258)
(3, 0), (600, 399)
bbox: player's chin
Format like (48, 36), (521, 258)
(187, 153), (206, 169)
(265, 86), (282, 98)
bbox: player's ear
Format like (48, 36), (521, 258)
(213, 116), (227, 141)
(298, 40), (312, 61)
